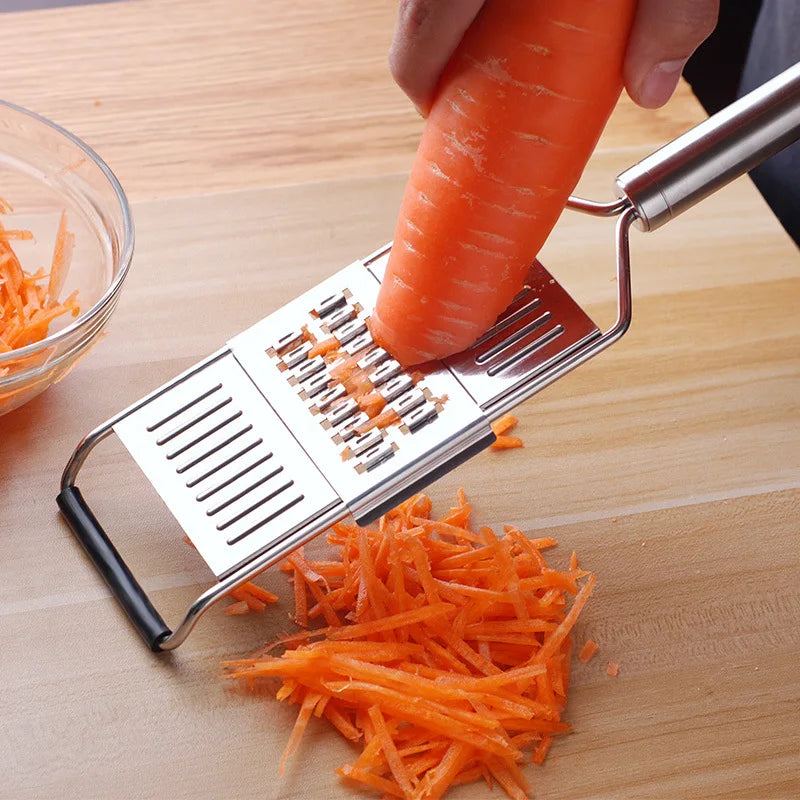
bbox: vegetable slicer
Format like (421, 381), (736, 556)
(58, 64), (800, 651)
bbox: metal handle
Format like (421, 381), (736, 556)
(57, 486), (171, 651)
(616, 61), (800, 231)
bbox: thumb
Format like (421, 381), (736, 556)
(624, 0), (720, 108)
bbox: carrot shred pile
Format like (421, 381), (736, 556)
(490, 415), (524, 451)
(223, 490), (596, 799)
(0, 202), (78, 378)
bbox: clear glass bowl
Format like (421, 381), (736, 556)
(0, 100), (133, 416)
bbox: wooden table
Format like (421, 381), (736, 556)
(1, 2), (798, 798)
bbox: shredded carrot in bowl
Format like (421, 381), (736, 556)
(223, 490), (596, 800)
(0, 201), (79, 378)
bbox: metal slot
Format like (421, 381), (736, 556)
(404, 404), (438, 432)
(292, 356), (325, 383)
(472, 296), (541, 348)
(274, 328), (303, 354)
(350, 429), (383, 456)
(358, 441), (395, 471)
(358, 348), (389, 372)
(282, 341), (313, 369)
(155, 397), (234, 446)
(175, 425), (253, 474)
(314, 292), (347, 318)
(166, 411), (243, 460)
(314, 384), (346, 412)
(215, 479), (294, 531)
(146, 384), (223, 432)
(303, 372), (330, 398)
(185, 439), (263, 489)
(342, 331), (373, 355)
(487, 326), (565, 376)
(368, 359), (401, 387)
(206, 466), (285, 517)
(327, 398), (359, 427)
(226, 494), (306, 545)
(195, 452), (274, 501)
(334, 318), (367, 345)
(475, 312), (552, 365)
(390, 387), (425, 416)
(325, 305), (356, 331)
(379, 375), (413, 403)
(337, 412), (369, 441)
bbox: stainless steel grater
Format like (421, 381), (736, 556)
(58, 63), (800, 651)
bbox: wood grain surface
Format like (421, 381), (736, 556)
(1, 2), (798, 799)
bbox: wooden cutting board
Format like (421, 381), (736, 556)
(1, 2), (798, 798)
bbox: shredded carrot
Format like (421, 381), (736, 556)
(224, 489), (597, 799)
(491, 435), (524, 451)
(307, 337), (339, 359)
(223, 600), (250, 617)
(606, 662), (620, 677)
(491, 414), (519, 437)
(0, 204), (79, 381)
(578, 640), (599, 663)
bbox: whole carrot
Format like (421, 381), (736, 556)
(371, 0), (637, 365)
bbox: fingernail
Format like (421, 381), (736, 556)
(413, 102), (429, 119)
(639, 59), (686, 108)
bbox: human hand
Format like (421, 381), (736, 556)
(389, 0), (720, 114)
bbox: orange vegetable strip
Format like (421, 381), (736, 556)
(229, 589), (266, 613)
(531, 735), (553, 765)
(353, 731), (384, 769)
(490, 414), (518, 437)
(355, 407), (401, 434)
(279, 690), (320, 776)
(404, 535), (441, 606)
(490, 435), (524, 450)
(410, 518), (482, 544)
(293, 567), (308, 628)
(223, 600), (250, 616)
(485, 758), (529, 800)
(420, 742), (474, 800)
(287, 549), (330, 591)
(535, 574), (597, 664)
(322, 704), (358, 743)
(606, 662), (620, 677)
(327, 602), (454, 640)
(336, 764), (405, 799)
(367, 706), (414, 797)
(238, 582), (278, 604)
(307, 337), (339, 358)
(47, 210), (74, 305)
(578, 640), (599, 663)
(304, 577), (341, 627)
(570, 551), (579, 570)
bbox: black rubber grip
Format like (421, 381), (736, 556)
(57, 486), (171, 651)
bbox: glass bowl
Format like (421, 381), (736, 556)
(0, 99), (133, 416)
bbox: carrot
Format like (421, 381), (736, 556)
(578, 640), (599, 663)
(370, 0), (637, 365)
(224, 489), (598, 799)
(606, 662), (620, 677)
(491, 435), (524, 451)
(491, 414), (519, 436)
(0, 205), (80, 379)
